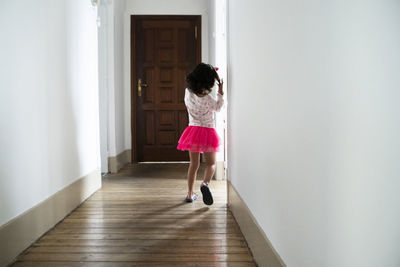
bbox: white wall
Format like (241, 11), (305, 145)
(120, 0), (211, 152)
(213, 0), (227, 164)
(97, 1), (111, 172)
(98, 0), (126, 168)
(114, 0), (127, 156)
(0, 0), (101, 226)
(208, 0), (216, 66)
(227, 0), (400, 266)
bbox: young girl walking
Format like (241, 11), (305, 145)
(177, 63), (224, 205)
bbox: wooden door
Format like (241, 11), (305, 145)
(132, 16), (201, 162)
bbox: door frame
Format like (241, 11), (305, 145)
(130, 15), (202, 162)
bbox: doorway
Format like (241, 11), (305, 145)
(131, 15), (201, 162)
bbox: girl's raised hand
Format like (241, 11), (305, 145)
(218, 78), (224, 96)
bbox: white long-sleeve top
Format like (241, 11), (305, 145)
(184, 88), (224, 128)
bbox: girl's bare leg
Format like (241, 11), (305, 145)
(187, 151), (200, 198)
(203, 152), (216, 185)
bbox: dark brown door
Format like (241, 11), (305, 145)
(132, 16), (201, 162)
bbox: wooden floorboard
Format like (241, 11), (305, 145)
(12, 164), (256, 266)
(12, 262), (257, 267)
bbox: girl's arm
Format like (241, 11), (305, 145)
(210, 78), (224, 111)
(213, 79), (224, 112)
(213, 93), (224, 112)
(218, 79), (224, 96)
(184, 88), (192, 108)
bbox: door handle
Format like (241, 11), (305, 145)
(137, 78), (148, 97)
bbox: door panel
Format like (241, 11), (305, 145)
(132, 16), (201, 162)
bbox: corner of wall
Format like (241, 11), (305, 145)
(108, 149), (132, 173)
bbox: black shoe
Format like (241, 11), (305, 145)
(200, 184), (214, 205)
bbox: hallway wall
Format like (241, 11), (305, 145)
(97, 0), (127, 173)
(0, 0), (101, 227)
(227, 0), (400, 266)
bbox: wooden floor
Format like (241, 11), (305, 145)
(12, 164), (256, 267)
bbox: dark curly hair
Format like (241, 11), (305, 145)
(186, 63), (220, 95)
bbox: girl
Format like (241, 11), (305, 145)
(177, 63), (224, 205)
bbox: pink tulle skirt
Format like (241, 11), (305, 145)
(177, 126), (220, 153)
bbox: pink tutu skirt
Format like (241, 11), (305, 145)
(177, 126), (220, 153)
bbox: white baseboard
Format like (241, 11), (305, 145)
(0, 170), (101, 267)
(227, 181), (286, 267)
(215, 161), (225, 180)
(108, 149), (131, 173)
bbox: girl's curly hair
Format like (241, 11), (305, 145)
(186, 63), (220, 95)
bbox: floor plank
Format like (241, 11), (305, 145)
(18, 253), (254, 262)
(13, 262), (257, 267)
(26, 246), (250, 254)
(11, 164), (256, 266)
(33, 239), (247, 247)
